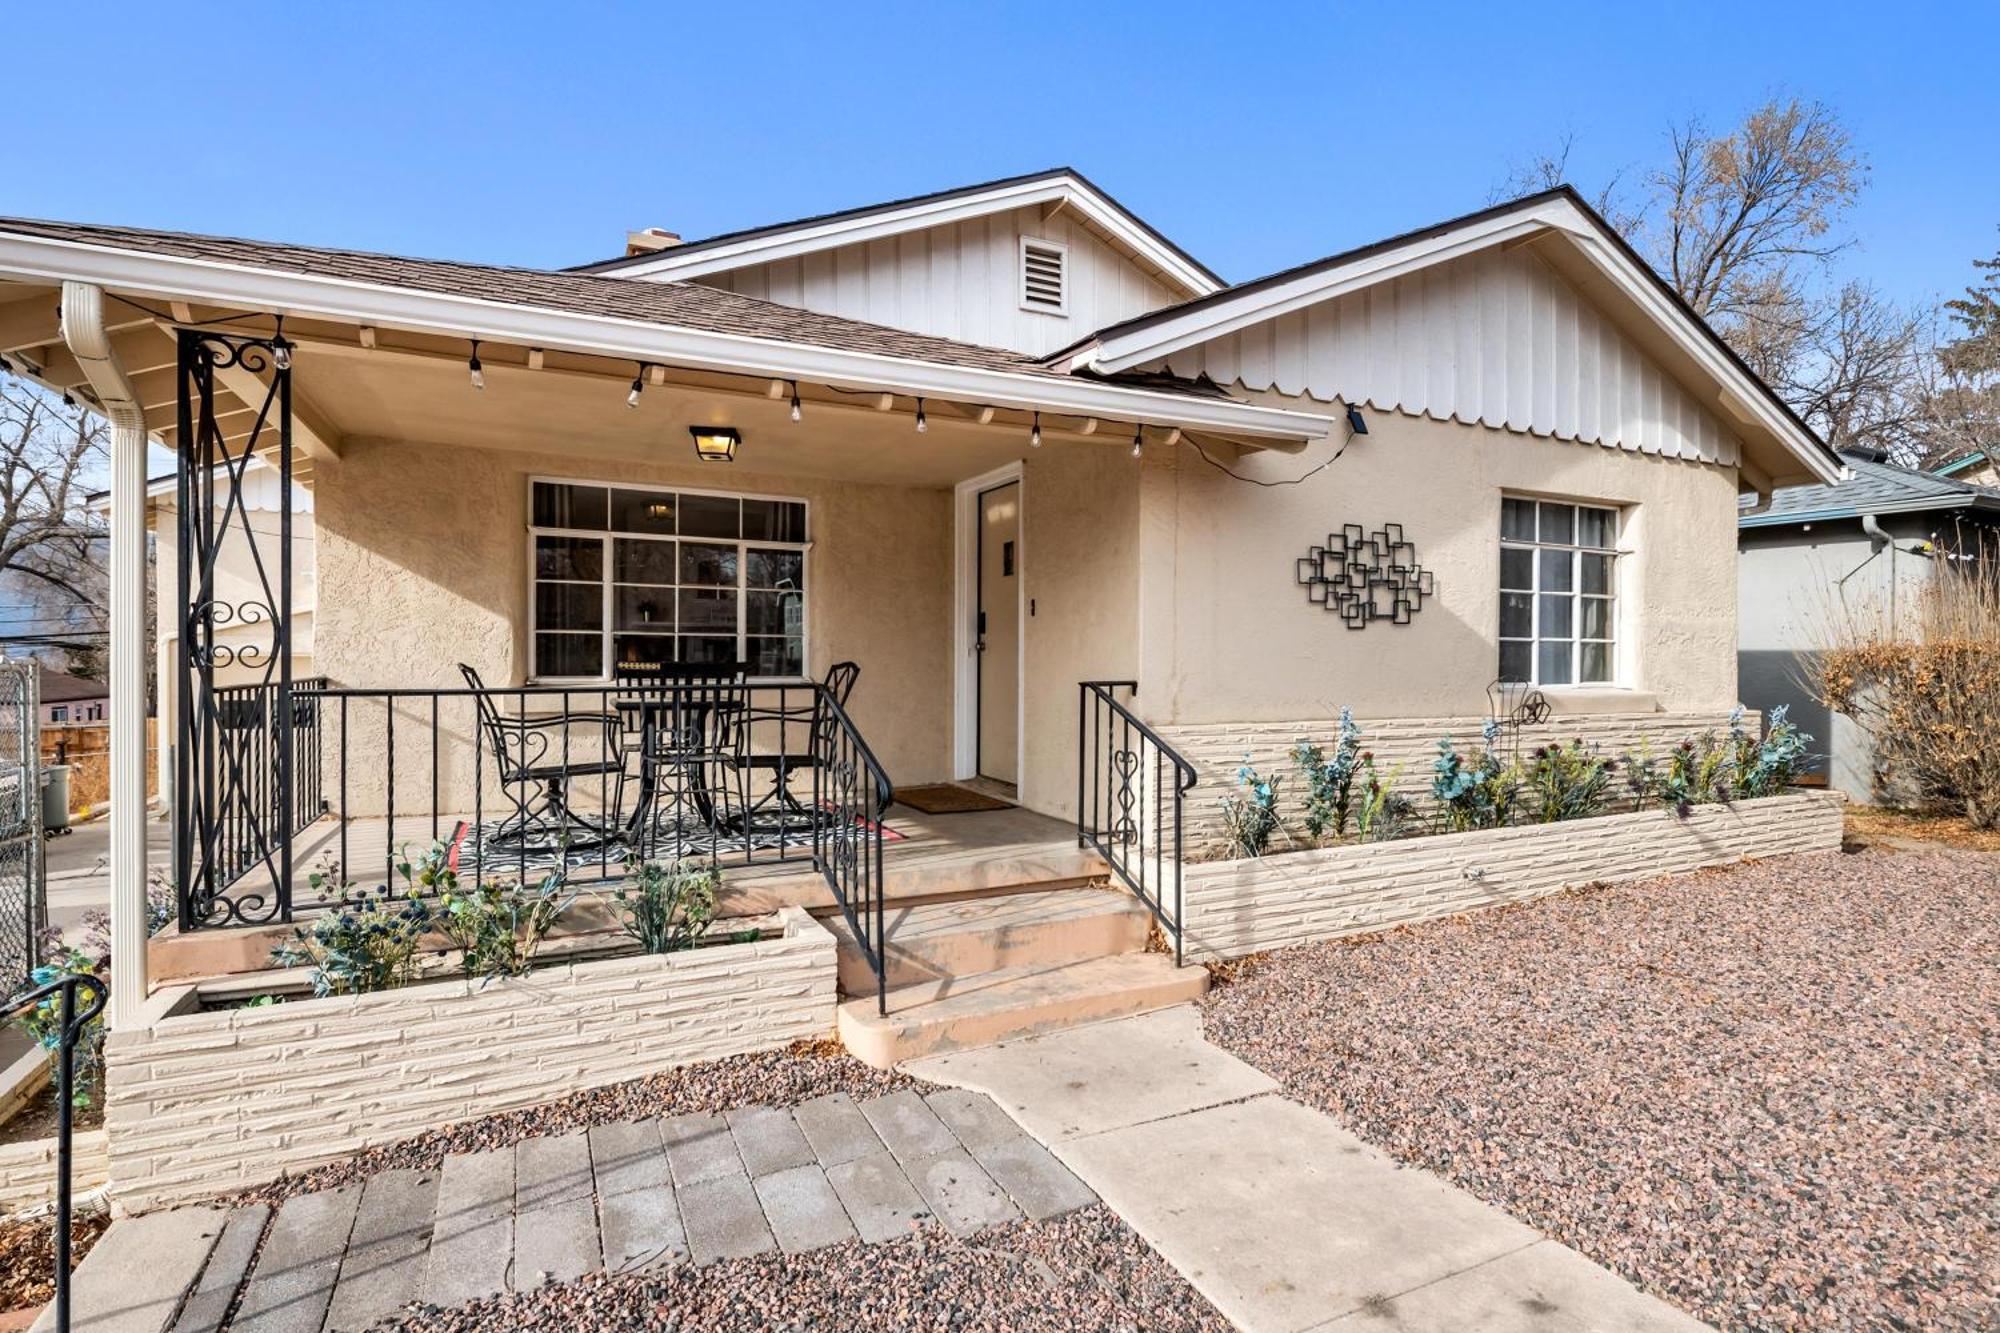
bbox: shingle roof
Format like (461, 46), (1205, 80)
(37, 665), (107, 703)
(0, 216), (1069, 378)
(1741, 450), (2000, 527)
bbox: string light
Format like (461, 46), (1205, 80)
(467, 340), (485, 391)
(62, 391), (76, 408)
(789, 380), (802, 422)
(915, 398), (927, 433)
(1030, 412), (1041, 448)
(1131, 422), (1144, 458)
(272, 317), (291, 370)
(627, 364), (646, 409)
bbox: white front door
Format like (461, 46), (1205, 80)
(976, 481), (1020, 784)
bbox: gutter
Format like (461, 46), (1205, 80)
(0, 231), (1326, 444)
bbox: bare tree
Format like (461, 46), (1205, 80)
(1491, 131), (1635, 232)
(0, 374), (110, 669)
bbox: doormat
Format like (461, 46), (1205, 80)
(894, 784), (1015, 814)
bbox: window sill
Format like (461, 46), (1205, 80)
(1536, 687), (1659, 716)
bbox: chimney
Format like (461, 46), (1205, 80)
(625, 227), (682, 257)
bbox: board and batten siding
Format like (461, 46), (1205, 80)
(694, 206), (1187, 359)
(1148, 245), (1743, 467)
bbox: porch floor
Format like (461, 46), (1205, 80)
(213, 800), (1106, 922)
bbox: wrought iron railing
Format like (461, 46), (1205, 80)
(1077, 681), (1197, 965)
(178, 678), (327, 929)
(811, 688), (894, 1015)
(7, 971), (106, 1333)
(182, 680), (868, 925)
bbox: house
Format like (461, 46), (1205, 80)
(1930, 447), (1999, 488)
(1739, 445), (2000, 801)
(34, 664), (107, 726)
(0, 171), (1844, 1196)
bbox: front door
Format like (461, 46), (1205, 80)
(976, 481), (1020, 784)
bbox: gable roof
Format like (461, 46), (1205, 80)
(569, 168), (1225, 296)
(1740, 449), (2000, 528)
(1049, 186), (1845, 488)
(1932, 448), (1994, 478)
(37, 664), (108, 703)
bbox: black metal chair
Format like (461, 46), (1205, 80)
(458, 663), (625, 855)
(618, 662), (750, 862)
(742, 661), (860, 833)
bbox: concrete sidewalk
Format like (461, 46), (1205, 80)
(906, 1006), (1709, 1333)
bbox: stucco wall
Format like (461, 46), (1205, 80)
(310, 437), (955, 817)
(1182, 790), (1844, 961)
(105, 909), (837, 1212)
(1135, 405), (1742, 725)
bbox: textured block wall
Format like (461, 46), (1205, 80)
(0, 1129), (110, 1212)
(1161, 710), (1753, 856)
(1181, 791), (1843, 962)
(104, 909), (837, 1212)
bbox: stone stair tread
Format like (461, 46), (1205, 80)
(837, 953), (1208, 1067)
(825, 887), (1144, 945)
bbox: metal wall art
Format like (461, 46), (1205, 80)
(1296, 523), (1436, 629)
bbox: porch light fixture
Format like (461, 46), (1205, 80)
(1345, 403), (1368, 435)
(689, 425), (740, 463)
(789, 380), (802, 422)
(1030, 412), (1042, 448)
(915, 398), (928, 433)
(467, 340), (485, 391)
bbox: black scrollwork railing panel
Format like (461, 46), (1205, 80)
(175, 329), (298, 930)
(812, 694), (892, 1016)
(1077, 682), (1196, 966)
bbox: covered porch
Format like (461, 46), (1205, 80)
(0, 222), (1324, 1022)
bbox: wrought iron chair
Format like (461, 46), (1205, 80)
(742, 661), (861, 833)
(458, 664), (625, 855)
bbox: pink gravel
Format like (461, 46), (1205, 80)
(1201, 847), (1999, 1333)
(379, 1204), (1227, 1332)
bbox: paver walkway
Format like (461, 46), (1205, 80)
(906, 1005), (1712, 1333)
(41, 1088), (1094, 1333)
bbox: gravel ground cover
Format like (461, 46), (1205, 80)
(377, 1203), (1227, 1332)
(227, 1039), (921, 1208)
(0, 1213), (108, 1312)
(1202, 847), (1999, 1332)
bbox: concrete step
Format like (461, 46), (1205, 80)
(823, 888), (1152, 993)
(837, 953), (1209, 1070)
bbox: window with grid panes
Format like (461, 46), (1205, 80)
(1498, 497), (1617, 686)
(529, 479), (808, 680)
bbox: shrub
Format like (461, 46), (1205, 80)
(1735, 704), (1813, 799)
(272, 884), (432, 997)
(1290, 707), (1364, 840)
(398, 841), (573, 983)
(1660, 727), (1739, 815)
(612, 857), (720, 954)
(1353, 754), (1415, 841)
(1431, 721), (1518, 832)
(13, 949), (106, 1107)
(1814, 558), (2000, 827)
(1219, 758), (1284, 857)
(1521, 740), (1614, 824)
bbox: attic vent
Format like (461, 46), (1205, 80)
(1020, 238), (1067, 314)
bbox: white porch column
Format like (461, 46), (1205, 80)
(60, 282), (150, 1030)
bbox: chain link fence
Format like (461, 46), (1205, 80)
(0, 659), (43, 996)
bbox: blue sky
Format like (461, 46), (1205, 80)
(4, 1), (1996, 312)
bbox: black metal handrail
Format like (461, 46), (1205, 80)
(811, 686), (894, 1014)
(7, 971), (107, 1333)
(1078, 681), (1197, 965)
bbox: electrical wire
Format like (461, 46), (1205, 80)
(1184, 413), (1362, 487)
(108, 294), (276, 329)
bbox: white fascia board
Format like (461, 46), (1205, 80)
(0, 232), (1323, 443)
(609, 175), (1223, 297)
(1086, 195), (1841, 486)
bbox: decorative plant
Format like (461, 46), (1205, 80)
(13, 949), (106, 1107)
(1354, 755), (1415, 842)
(611, 857), (720, 954)
(1661, 729), (1738, 815)
(1521, 740), (1614, 824)
(1430, 720), (1519, 832)
(1617, 741), (1665, 811)
(1219, 758), (1284, 857)
(1734, 705), (1813, 799)
(397, 841), (573, 983)
(272, 884), (432, 997)
(1291, 707), (1364, 840)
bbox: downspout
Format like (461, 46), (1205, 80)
(59, 282), (150, 1031)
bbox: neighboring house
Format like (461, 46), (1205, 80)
(1739, 445), (2000, 801)
(36, 664), (107, 725)
(0, 169), (1843, 1051)
(1930, 447), (1999, 488)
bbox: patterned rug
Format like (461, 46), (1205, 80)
(443, 806), (901, 882)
